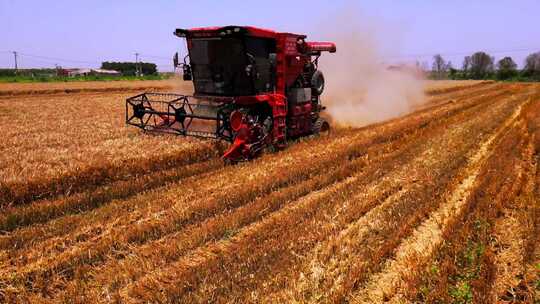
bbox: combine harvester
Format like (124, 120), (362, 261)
(126, 26), (336, 162)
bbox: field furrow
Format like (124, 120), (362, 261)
(117, 87), (526, 304)
(0, 159), (223, 234)
(52, 84), (505, 301)
(1, 85), (507, 265)
(1, 81), (538, 303)
(351, 97), (531, 303)
(397, 96), (539, 303)
(267, 90), (531, 303)
(0, 92), (219, 207)
(425, 80), (494, 96)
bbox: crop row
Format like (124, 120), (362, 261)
(63, 86), (504, 302)
(271, 87), (532, 304)
(0, 83), (532, 303)
(393, 95), (540, 302)
(2, 83), (508, 262)
(60, 88), (528, 302)
(0, 92), (219, 206)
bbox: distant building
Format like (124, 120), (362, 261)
(58, 68), (121, 77)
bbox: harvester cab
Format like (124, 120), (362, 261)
(126, 26), (336, 162)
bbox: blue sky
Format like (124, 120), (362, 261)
(1, 0), (539, 71)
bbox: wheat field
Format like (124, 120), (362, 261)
(0, 80), (539, 303)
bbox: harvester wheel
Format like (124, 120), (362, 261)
(313, 118), (330, 136)
(311, 70), (325, 95)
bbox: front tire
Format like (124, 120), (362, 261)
(312, 117), (330, 136)
(311, 70), (325, 96)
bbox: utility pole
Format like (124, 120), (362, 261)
(12, 51), (18, 74)
(135, 52), (140, 77)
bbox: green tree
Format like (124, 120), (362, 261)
(101, 62), (158, 76)
(523, 52), (540, 80)
(496, 57), (518, 80)
(448, 67), (458, 79)
(469, 52), (494, 79)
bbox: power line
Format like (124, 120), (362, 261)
(18, 52), (101, 64)
(18, 57), (71, 67)
(7, 51), (171, 68)
(148, 47), (535, 62)
(2, 45), (539, 69)
(15, 56), (64, 64)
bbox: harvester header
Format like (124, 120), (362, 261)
(126, 25), (336, 162)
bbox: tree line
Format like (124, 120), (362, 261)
(430, 51), (540, 81)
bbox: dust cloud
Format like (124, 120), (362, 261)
(317, 8), (426, 127)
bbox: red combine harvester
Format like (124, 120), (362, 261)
(126, 26), (336, 162)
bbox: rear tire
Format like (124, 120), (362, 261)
(312, 118), (330, 136)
